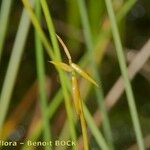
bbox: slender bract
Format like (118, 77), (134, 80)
(56, 35), (72, 61)
(50, 36), (99, 150)
(72, 74), (89, 150)
(71, 63), (99, 87)
(56, 35), (98, 87)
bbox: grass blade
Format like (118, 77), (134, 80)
(22, 0), (77, 144)
(76, 0), (114, 148)
(0, 0), (13, 61)
(104, 0), (144, 149)
(40, 0), (77, 144)
(35, 0), (51, 149)
(83, 105), (109, 150)
(54, 0), (136, 148)
(0, 2), (33, 129)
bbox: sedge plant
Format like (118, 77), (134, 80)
(50, 35), (99, 150)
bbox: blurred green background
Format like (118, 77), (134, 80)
(0, 0), (150, 149)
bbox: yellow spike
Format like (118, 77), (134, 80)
(56, 34), (72, 63)
(49, 61), (73, 72)
(71, 63), (99, 87)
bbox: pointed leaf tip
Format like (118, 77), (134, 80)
(71, 63), (99, 87)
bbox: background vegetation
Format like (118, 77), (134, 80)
(0, 0), (150, 149)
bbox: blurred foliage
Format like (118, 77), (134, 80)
(0, 0), (150, 149)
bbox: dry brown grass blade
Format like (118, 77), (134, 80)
(104, 40), (150, 109)
(77, 39), (150, 149)
(1, 77), (51, 139)
(127, 50), (150, 82)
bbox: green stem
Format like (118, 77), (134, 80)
(0, 0), (13, 61)
(40, 0), (77, 145)
(35, 0), (51, 149)
(104, 0), (144, 149)
(76, 0), (114, 149)
(22, 0), (76, 145)
(54, 0), (136, 149)
(0, 2), (33, 129)
(22, 0), (54, 58)
(80, 102), (89, 150)
(83, 105), (109, 150)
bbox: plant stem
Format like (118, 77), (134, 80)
(72, 74), (89, 150)
(83, 105), (109, 150)
(76, 0), (114, 149)
(35, 0), (51, 149)
(0, 0), (12, 61)
(22, 0), (77, 145)
(0, 2), (33, 129)
(22, 0), (54, 58)
(104, 0), (144, 149)
(40, 0), (77, 145)
(80, 108), (89, 150)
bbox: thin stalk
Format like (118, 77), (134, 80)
(80, 108), (88, 150)
(83, 105), (109, 150)
(55, 0), (136, 148)
(40, 0), (77, 145)
(35, 0), (51, 149)
(0, 2), (33, 129)
(0, 0), (13, 61)
(72, 73), (89, 150)
(22, 0), (54, 59)
(21, 0), (76, 145)
(104, 0), (144, 149)
(39, 0), (61, 60)
(76, 0), (114, 149)
(22, 0), (76, 145)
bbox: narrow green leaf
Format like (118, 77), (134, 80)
(104, 0), (144, 149)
